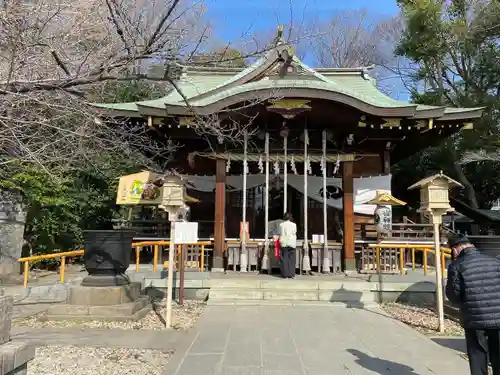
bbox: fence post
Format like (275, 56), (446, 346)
(60, 256), (66, 284)
(399, 248), (404, 275)
(423, 249), (428, 275)
(135, 246), (140, 272)
(23, 262), (29, 288)
(200, 245), (205, 272)
(153, 245), (159, 272)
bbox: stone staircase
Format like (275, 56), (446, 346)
(207, 278), (380, 306)
(126, 267), (438, 307)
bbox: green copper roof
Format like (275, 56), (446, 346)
(91, 44), (484, 121)
(189, 80), (411, 109)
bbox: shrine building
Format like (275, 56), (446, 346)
(93, 31), (483, 273)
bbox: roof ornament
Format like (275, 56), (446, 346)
(361, 64), (375, 81)
(273, 24), (285, 46)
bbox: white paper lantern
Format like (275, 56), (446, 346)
(374, 205), (391, 235)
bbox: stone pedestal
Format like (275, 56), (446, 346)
(81, 274), (131, 287)
(44, 282), (150, 322)
(0, 296), (35, 375)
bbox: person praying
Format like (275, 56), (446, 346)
(279, 212), (297, 279)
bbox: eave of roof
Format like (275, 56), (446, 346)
(90, 43), (485, 122)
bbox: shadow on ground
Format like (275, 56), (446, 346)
(431, 337), (466, 353)
(348, 349), (419, 375)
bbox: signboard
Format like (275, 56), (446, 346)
(312, 234), (325, 244)
(240, 221), (249, 241)
(173, 222), (199, 244)
(116, 171), (163, 205)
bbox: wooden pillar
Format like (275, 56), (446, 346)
(213, 158), (226, 271)
(342, 160), (355, 272)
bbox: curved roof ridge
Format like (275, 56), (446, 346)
(185, 66), (244, 75)
(290, 56), (334, 84)
(189, 46), (283, 96)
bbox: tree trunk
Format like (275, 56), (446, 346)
(0, 191), (26, 282)
(453, 160), (479, 209)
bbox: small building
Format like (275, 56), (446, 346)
(445, 197), (500, 235)
(93, 28), (483, 272)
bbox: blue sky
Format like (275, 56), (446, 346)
(206, 0), (399, 43)
(205, 0), (407, 99)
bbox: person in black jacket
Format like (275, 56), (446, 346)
(446, 234), (500, 375)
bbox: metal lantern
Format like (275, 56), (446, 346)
(366, 191), (407, 237)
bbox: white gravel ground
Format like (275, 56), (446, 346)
(381, 302), (464, 336)
(12, 300), (205, 331)
(27, 346), (172, 375)
(14, 299), (204, 331)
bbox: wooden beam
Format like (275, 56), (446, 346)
(342, 161), (356, 272)
(213, 158), (226, 271)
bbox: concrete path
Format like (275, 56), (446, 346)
(163, 305), (470, 375)
(11, 327), (180, 350)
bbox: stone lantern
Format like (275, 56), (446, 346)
(159, 175), (188, 219)
(157, 175), (192, 328)
(408, 172), (462, 219)
(408, 171), (463, 333)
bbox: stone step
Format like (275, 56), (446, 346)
(207, 299), (379, 307)
(209, 287), (378, 303)
(208, 279), (374, 291)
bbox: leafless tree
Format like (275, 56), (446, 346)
(0, 0), (272, 175)
(307, 9), (407, 96)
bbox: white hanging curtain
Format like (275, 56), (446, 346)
(181, 174), (392, 215)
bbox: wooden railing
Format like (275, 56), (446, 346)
(18, 241), (213, 288)
(363, 243), (452, 276)
(132, 241), (212, 273)
(18, 238), (454, 287)
(18, 250), (84, 288)
(356, 222), (443, 242)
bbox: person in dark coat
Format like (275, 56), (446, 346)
(446, 234), (500, 375)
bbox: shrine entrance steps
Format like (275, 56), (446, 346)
(206, 273), (436, 306)
(126, 268), (438, 306)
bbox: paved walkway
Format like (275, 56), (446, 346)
(163, 305), (470, 375)
(11, 327), (180, 350)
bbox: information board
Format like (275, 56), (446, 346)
(173, 222), (199, 244)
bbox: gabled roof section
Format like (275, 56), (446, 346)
(408, 172), (463, 190)
(366, 190), (407, 206)
(91, 31), (485, 122)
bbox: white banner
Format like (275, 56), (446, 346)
(182, 174), (391, 215)
(286, 174), (390, 215)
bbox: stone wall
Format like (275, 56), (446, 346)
(0, 295), (35, 375)
(0, 191), (26, 279)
